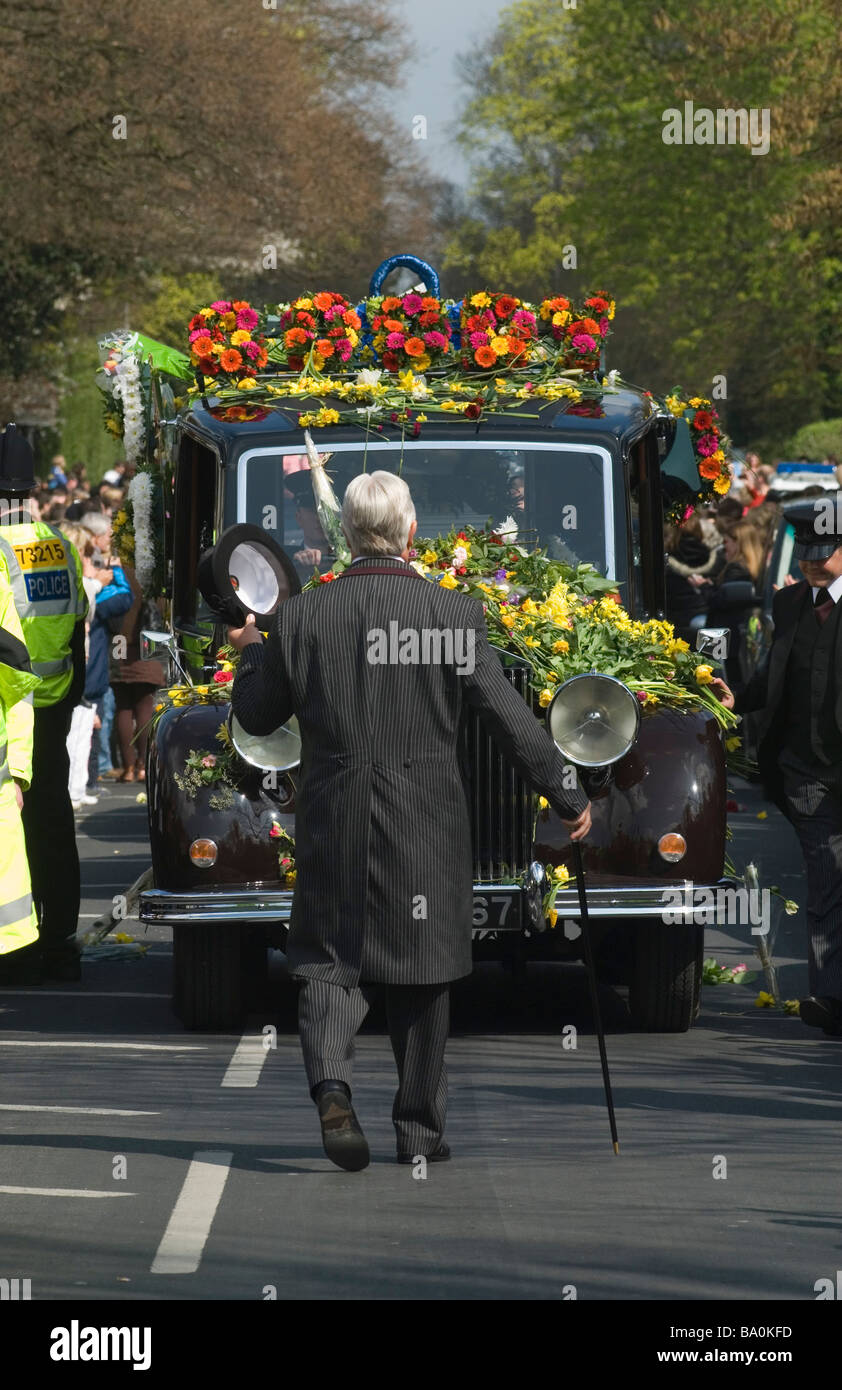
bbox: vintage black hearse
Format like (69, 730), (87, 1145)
(137, 351), (734, 1035)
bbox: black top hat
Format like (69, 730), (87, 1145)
(0, 424), (36, 494)
(197, 524), (301, 627)
(784, 495), (842, 562)
(283, 469), (320, 507)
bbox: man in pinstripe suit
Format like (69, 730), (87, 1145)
(230, 471), (590, 1171)
(721, 498), (842, 1037)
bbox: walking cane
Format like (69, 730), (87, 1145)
(547, 672), (642, 1156)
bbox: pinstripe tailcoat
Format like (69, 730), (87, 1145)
(231, 557), (588, 986)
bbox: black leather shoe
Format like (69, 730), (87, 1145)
(316, 1088), (370, 1172)
(799, 996), (842, 1035)
(396, 1142), (451, 1164)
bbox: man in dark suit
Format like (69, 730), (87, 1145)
(230, 469), (591, 1171)
(725, 497), (842, 1036)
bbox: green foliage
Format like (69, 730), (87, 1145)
(787, 418), (842, 463)
(59, 341), (123, 483)
(445, 0), (842, 455)
(132, 274), (223, 352)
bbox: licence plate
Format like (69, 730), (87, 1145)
(471, 892), (519, 938)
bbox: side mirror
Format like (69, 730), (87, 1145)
(140, 629), (174, 661)
(696, 627), (730, 661)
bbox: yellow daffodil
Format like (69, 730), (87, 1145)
(725, 736), (742, 751)
(538, 688), (554, 707)
(439, 572), (458, 589)
(553, 865), (570, 882)
(548, 908), (558, 928)
(470, 292), (491, 308)
(422, 550), (437, 565)
(757, 810), (767, 820)
(538, 796), (549, 809)
(755, 991), (775, 1008)
(238, 378), (258, 391)
(694, 664), (714, 685)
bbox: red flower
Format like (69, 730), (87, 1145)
(382, 351), (401, 372)
(465, 402), (482, 419)
(319, 571), (336, 583)
(212, 670), (234, 684)
(693, 410), (714, 430)
(494, 295), (518, 318)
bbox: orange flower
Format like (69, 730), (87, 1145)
(474, 345), (497, 368)
(343, 310), (362, 329)
(220, 348), (243, 371)
(580, 318), (600, 335)
(698, 457), (722, 480)
(404, 337), (426, 357)
(232, 300), (250, 312)
(255, 347), (268, 368)
(224, 405), (247, 421)
(192, 334), (214, 357)
(315, 338), (335, 357)
(383, 318), (405, 333)
(382, 296), (402, 312)
(421, 297), (440, 311)
(284, 326), (309, 347)
(313, 292), (334, 312)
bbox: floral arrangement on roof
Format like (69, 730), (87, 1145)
(663, 387), (732, 517)
(277, 292), (361, 372)
(365, 290), (454, 372)
(97, 332), (153, 466)
(460, 292), (538, 371)
(188, 299), (268, 386)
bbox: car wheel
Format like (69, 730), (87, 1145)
(628, 921), (704, 1032)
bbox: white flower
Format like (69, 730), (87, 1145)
(355, 368), (382, 387)
(128, 471), (155, 593)
(410, 375), (429, 401)
(602, 369), (621, 388)
(496, 515), (519, 539)
(453, 545), (468, 568)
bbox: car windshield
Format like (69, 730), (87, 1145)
(238, 440), (622, 588)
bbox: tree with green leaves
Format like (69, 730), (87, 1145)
(445, 0), (842, 454)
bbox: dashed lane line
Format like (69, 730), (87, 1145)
(0, 1104), (159, 1115)
(0, 1187), (136, 1197)
(0, 1041), (205, 1050)
(221, 1032), (270, 1088)
(150, 1151), (234, 1275)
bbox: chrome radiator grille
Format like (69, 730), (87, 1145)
(460, 661), (534, 880)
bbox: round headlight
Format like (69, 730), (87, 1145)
(658, 832), (687, 863)
(189, 838), (218, 868)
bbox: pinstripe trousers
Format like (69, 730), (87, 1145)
(298, 978), (449, 1154)
(779, 747), (842, 999)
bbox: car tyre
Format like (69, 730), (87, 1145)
(628, 921), (704, 1032)
(172, 923), (248, 1031)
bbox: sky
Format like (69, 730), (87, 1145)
(390, 0), (508, 188)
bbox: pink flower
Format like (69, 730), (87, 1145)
(635, 690), (648, 703)
(201, 755), (217, 768)
(236, 307), (259, 331)
(424, 331), (448, 349)
(269, 824), (282, 838)
(402, 293), (424, 315)
(571, 333), (597, 353)
(599, 316), (610, 335)
(212, 670), (234, 683)
(386, 332), (406, 350)
(280, 857), (292, 869)
(211, 300), (232, 312)
(336, 338), (353, 361)
(189, 328), (209, 342)
(244, 341), (261, 360)
(469, 331), (488, 349)
(512, 309), (536, 329)
(696, 435), (719, 456)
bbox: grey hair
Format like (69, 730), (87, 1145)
(341, 471), (416, 556)
(78, 512), (111, 536)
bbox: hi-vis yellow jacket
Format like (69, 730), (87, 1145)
(0, 520), (86, 707)
(0, 569), (39, 955)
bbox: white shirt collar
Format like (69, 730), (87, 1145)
(811, 574), (842, 604)
(350, 554), (407, 565)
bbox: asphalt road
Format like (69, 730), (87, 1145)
(0, 776), (838, 1304)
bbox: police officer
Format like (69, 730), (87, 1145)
(724, 496), (842, 1034)
(0, 564), (40, 965)
(0, 425), (88, 982)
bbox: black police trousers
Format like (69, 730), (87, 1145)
(20, 698), (80, 958)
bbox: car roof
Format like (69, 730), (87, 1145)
(178, 382), (658, 464)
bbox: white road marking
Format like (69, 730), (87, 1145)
(0, 1041), (204, 1050)
(0, 1186), (135, 1198)
(151, 1151), (234, 1275)
(221, 1032), (270, 1088)
(0, 991), (169, 998)
(0, 1104), (159, 1116)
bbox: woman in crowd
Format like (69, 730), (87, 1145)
(78, 513), (133, 792)
(663, 514), (720, 644)
(109, 564), (165, 782)
(60, 522), (102, 810)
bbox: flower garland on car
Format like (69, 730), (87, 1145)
(365, 291), (454, 372)
(276, 292), (361, 372)
(188, 299), (267, 386)
(663, 387), (731, 515)
(460, 292), (538, 371)
(98, 333), (151, 465)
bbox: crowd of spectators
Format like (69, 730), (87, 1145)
(29, 455), (164, 810)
